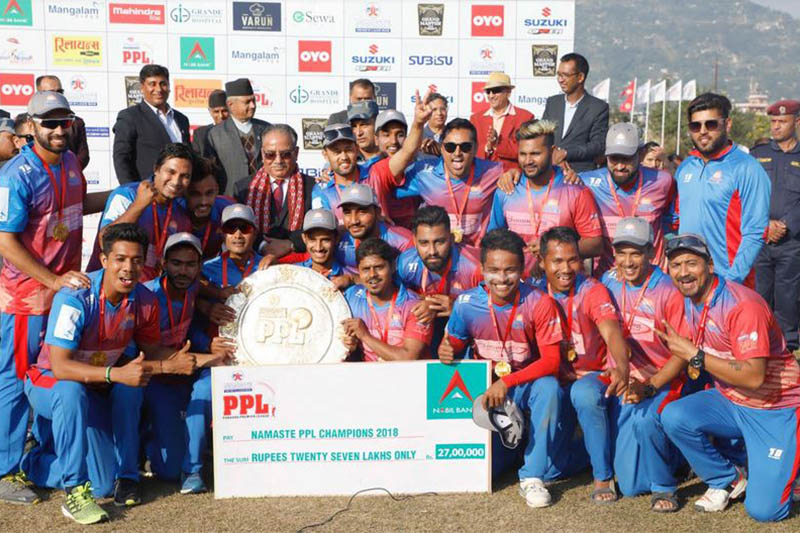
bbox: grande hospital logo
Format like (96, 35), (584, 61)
(426, 363), (484, 420)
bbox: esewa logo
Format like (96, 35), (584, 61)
(426, 363), (485, 419)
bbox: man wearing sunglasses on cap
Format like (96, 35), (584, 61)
(0, 118), (18, 170)
(470, 72), (534, 172)
(36, 76), (90, 170)
(658, 233), (800, 521)
(0, 91), (110, 505)
(12, 113), (34, 151)
(674, 93), (770, 286)
(347, 100), (382, 167)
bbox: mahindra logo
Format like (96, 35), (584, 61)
(542, 7), (551, 17)
(369, 44), (378, 54)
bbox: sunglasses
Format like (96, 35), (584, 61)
(665, 235), (709, 257)
(442, 141), (474, 153)
(688, 119), (724, 133)
(18, 134), (34, 144)
(323, 126), (355, 145)
(485, 87), (507, 95)
(263, 149), (295, 161)
(222, 222), (255, 235)
(33, 117), (74, 130)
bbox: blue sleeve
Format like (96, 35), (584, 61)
(446, 296), (471, 342)
(311, 185), (330, 211)
(729, 160), (770, 282)
(0, 168), (33, 232)
(394, 165), (421, 199)
(99, 186), (135, 229)
(44, 291), (86, 351)
(487, 190), (507, 232)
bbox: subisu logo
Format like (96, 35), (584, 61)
(0, 72), (34, 106)
(471, 81), (489, 112)
(471, 5), (503, 37)
(298, 40), (331, 73)
(109, 3), (165, 25)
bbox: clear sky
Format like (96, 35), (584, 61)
(750, 0), (800, 17)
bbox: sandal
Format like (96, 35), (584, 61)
(650, 491), (679, 513)
(590, 479), (618, 504)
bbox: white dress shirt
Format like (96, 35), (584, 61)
(144, 100), (182, 143)
(561, 93), (585, 136)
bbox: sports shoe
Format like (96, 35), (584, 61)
(180, 471), (207, 494)
(113, 477), (141, 507)
(0, 471), (40, 505)
(519, 477), (552, 508)
(62, 482), (108, 525)
(694, 466), (747, 512)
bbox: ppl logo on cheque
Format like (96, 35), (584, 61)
(426, 362), (486, 419)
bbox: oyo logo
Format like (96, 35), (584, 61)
(369, 43), (378, 55)
(472, 81), (488, 112)
(542, 6), (551, 17)
(298, 40), (331, 72)
(0, 72), (34, 105)
(471, 5), (504, 37)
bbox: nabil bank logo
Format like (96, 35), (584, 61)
(426, 362), (485, 419)
(180, 37), (214, 70)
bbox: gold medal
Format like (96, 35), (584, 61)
(53, 221), (69, 242)
(567, 346), (578, 362)
(89, 351), (107, 367)
(452, 227), (463, 243)
(687, 366), (700, 380)
(494, 360), (511, 378)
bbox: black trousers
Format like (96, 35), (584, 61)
(755, 239), (800, 350)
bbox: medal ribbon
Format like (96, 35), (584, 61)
(161, 276), (189, 332)
(366, 289), (399, 343)
(151, 199), (174, 258)
(32, 146), (67, 224)
(200, 222), (212, 254)
(98, 279), (130, 348)
(525, 171), (555, 239)
(486, 287), (521, 361)
(607, 170), (644, 217)
(548, 283), (575, 346)
(221, 251), (256, 287)
(620, 270), (654, 334)
(421, 256), (452, 295)
(444, 165), (475, 233)
(689, 277), (719, 347)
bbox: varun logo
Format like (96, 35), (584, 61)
(298, 40), (331, 72)
(180, 37), (215, 70)
(109, 3), (165, 24)
(52, 36), (102, 67)
(426, 362), (486, 419)
(0, 72), (34, 105)
(233, 2), (281, 31)
(471, 5), (503, 37)
(374, 81), (396, 110)
(1, 0), (31, 26)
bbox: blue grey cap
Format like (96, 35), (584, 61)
(347, 100), (379, 122)
(303, 208), (337, 232)
(612, 217), (653, 247)
(163, 232), (203, 258)
(27, 91), (72, 117)
(221, 203), (257, 226)
(375, 109), (407, 132)
(605, 122), (640, 157)
(338, 183), (378, 208)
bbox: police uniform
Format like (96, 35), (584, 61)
(752, 99), (800, 351)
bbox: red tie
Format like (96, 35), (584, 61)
(272, 180), (284, 213)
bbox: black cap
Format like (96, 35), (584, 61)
(225, 78), (253, 97)
(665, 233), (711, 260)
(208, 89), (227, 108)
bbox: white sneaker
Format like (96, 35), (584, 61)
(694, 466), (747, 512)
(519, 477), (552, 508)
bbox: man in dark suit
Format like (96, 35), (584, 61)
(542, 53), (609, 172)
(204, 78), (269, 197)
(191, 89), (228, 156)
(36, 75), (90, 170)
(238, 124), (315, 258)
(112, 64), (190, 184)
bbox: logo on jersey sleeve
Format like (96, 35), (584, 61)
(53, 304), (82, 341)
(0, 187), (8, 222)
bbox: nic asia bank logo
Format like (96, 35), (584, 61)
(298, 40), (331, 73)
(471, 5), (503, 37)
(180, 37), (215, 70)
(426, 363), (485, 420)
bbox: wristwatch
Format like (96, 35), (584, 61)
(643, 384), (656, 399)
(689, 349), (706, 371)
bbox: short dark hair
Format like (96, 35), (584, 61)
(154, 142), (195, 172)
(356, 237), (397, 266)
(412, 206), (451, 233)
(539, 226), (580, 258)
(349, 78), (376, 95)
(441, 118), (477, 145)
(640, 141), (660, 154)
(262, 123), (298, 148)
(560, 53), (589, 77)
(190, 155), (221, 186)
(480, 229), (525, 266)
(426, 93), (448, 106)
(13, 113), (29, 133)
(101, 223), (149, 256)
(687, 92), (731, 120)
(139, 64), (170, 83)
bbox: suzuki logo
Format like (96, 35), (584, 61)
(368, 44), (378, 54)
(542, 6), (551, 17)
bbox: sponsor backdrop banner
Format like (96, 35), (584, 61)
(0, 0), (575, 262)
(211, 361), (491, 498)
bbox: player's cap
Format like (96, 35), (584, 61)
(375, 109), (407, 132)
(221, 203), (257, 227)
(322, 123), (357, 148)
(0, 117), (14, 135)
(472, 394), (524, 450)
(766, 99), (800, 116)
(665, 233), (711, 261)
(605, 122), (640, 157)
(347, 100), (379, 123)
(163, 232), (203, 259)
(484, 71), (514, 90)
(338, 183), (379, 208)
(27, 91), (72, 118)
(612, 217), (653, 248)
(303, 208), (337, 232)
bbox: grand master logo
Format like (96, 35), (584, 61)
(417, 3), (443, 36)
(426, 363), (485, 420)
(233, 2), (281, 31)
(180, 37), (215, 70)
(0, 0), (32, 26)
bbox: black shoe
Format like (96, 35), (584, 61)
(113, 478), (141, 507)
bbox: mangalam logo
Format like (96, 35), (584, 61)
(109, 3), (165, 24)
(471, 5), (504, 37)
(298, 40), (331, 72)
(0, 72), (34, 105)
(52, 36), (102, 67)
(426, 362), (485, 419)
(222, 373), (277, 419)
(173, 78), (222, 108)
